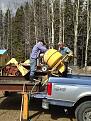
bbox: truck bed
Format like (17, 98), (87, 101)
(49, 73), (91, 85)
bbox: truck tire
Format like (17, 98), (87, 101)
(75, 101), (91, 121)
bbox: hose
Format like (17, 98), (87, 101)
(30, 80), (41, 94)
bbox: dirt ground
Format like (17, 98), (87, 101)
(0, 92), (76, 121)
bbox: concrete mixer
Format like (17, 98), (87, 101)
(43, 48), (72, 76)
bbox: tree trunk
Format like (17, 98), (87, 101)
(46, 0), (51, 48)
(23, 7), (27, 60)
(50, 0), (54, 48)
(59, 0), (62, 42)
(7, 10), (9, 50)
(32, 0), (38, 43)
(85, 0), (90, 67)
(62, 3), (65, 43)
(2, 15), (5, 48)
(10, 15), (12, 58)
(74, 0), (79, 66)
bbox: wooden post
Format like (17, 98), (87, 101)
(22, 93), (29, 121)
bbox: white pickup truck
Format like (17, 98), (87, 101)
(33, 73), (91, 121)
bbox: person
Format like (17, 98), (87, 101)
(58, 41), (73, 57)
(30, 38), (47, 82)
(58, 41), (73, 77)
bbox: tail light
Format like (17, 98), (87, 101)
(47, 83), (52, 96)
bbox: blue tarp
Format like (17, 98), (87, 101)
(0, 49), (7, 55)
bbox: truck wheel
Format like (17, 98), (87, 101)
(75, 101), (91, 121)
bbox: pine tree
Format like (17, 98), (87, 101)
(12, 6), (25, 61)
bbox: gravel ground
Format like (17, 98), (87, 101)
(0, 92), (76, 121)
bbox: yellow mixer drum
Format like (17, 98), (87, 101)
(44, 49), (65, 73)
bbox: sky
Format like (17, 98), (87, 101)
(0, 0), (87, 14)
(0, 0), (31, 13)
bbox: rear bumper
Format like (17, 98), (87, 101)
(46, 99), (74, 107)
(31, 92), (74, 109)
